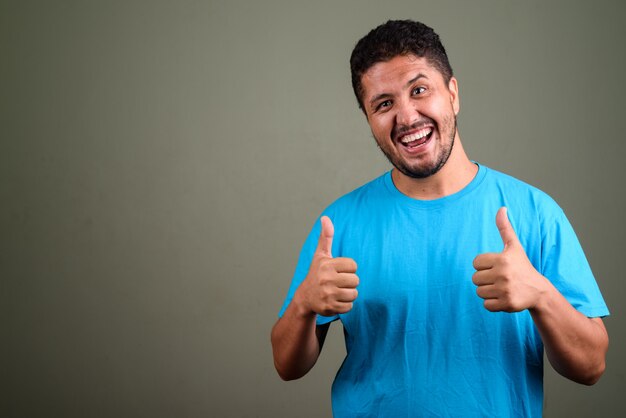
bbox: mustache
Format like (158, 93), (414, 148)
(392, 117), (436, 140)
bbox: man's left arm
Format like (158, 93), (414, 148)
(473, 207), (609, 385)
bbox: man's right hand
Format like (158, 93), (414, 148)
(296, 216), (359, 317)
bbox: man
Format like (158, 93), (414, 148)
(271, 20), (609, 417)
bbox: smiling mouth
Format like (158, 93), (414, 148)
(399, 127), (433, 149)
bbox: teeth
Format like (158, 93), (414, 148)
(401, 128), (432, 144)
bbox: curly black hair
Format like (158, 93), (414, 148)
(350, 20), (453, 111)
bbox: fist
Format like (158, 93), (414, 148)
(472, 207), (548, 312)
(297, 216), (359, 316)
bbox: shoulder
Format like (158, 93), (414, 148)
(323, 172), (390, 216)
(478, 164), (569, 243)
(482, 165), (563, 216)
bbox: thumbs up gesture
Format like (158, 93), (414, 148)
(296, 216), (359, 317)
(472, 207), (548, 312)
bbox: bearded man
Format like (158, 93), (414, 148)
(271, 20), (609, 417)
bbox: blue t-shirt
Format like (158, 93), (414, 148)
(279, 164), (609, 417)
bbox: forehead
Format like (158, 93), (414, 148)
(361, 54), (444, 99)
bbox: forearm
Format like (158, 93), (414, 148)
(530, 280), (608, 385)
(272, 217), (357, 380)
(271, 293), (322, 381)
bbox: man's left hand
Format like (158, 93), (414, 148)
(472, 207), (549, 312)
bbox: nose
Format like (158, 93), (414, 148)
(395, 99), (419, 127)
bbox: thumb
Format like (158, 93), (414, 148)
(496, 207), (518, 249)
(315, 216), (334, 257)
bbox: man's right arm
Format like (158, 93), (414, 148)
(271, 298), (330, 381)
(271, 216), (358, 381)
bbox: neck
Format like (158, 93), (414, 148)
(391, 135), (478, 200)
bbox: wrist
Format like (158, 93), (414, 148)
(529, 273), (556, 313)
(292, 287), (317, 320)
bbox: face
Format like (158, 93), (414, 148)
(361, 54), (460, 179)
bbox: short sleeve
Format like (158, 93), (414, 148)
(540, 208), (609, 318)
(278, 216), (340, 325)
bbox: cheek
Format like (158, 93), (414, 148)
(424, 104), (453, 128)
(371, 116), (393, 138)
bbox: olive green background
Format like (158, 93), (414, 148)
(2, 0), (624, 417)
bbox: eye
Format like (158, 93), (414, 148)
(412, 86), (426, 95)
(376, 100), (392, 111)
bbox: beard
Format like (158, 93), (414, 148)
(376, 114), (457, 179)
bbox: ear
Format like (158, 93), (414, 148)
(448, 77), (460, 115)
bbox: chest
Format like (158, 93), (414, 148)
(333, 206), (540, 333)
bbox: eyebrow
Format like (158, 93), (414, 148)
(368, 73), (428, 108)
